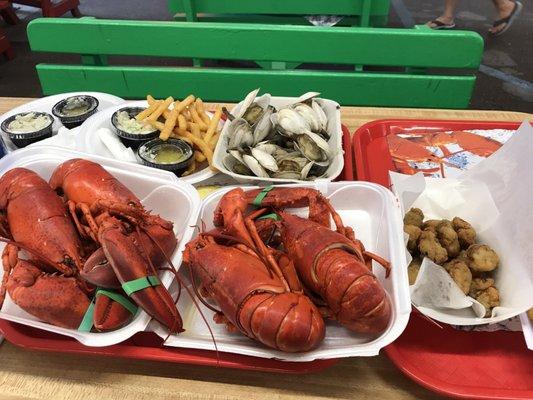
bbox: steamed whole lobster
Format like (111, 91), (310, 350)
(184, 197), (326, 352)
(0, 168), (131, 330)
(0, 159), (183, 334)
(49, 159), (182, 333)
(213, 187), (392, 334)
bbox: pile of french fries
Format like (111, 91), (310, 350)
(135, 95), (222, 176)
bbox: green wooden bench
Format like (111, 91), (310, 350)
(168, 0), (390, 28)
(27, 18), (484, 108)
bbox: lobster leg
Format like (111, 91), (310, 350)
(0, 244), (18, 307)
(243, 209), (290, 291)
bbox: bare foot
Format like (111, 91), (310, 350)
(489, 0), (516, 35)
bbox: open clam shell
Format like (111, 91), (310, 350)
(292, 103), (321, 133)
(222, 154), (252, 175)
(243, 154), (270, 178)
(252, 105), (275, 145)
(251, 147), (279, 172)
(294, 131), (330, 163)
(227, 118), (253, 149)
(234, 89), (272, 126)
(312, 100), (328, 134)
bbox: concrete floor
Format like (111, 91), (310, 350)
(0, 0), (531, 111)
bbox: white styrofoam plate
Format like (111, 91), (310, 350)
(212, 95), (344, 184)
(154, 181), (411, 361)
(0, 146), (201, 347)
(0, 92), (125, 152)
(76, 101), (222, 185)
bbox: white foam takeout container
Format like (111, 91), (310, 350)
(0, 146), (201, 347)
(0, 92), (125, 152)
(76, 100), (220, 185)
(212, 95), (344, 184)
(154, 181), (411, 361)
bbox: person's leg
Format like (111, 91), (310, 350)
(427, 0), (459, 28)
(489, 0), (521, 35)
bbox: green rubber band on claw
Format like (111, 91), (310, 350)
(252, 185), (274, 207)
(96, 289), (138, 315)
(78, 301), (95, 332)
(257, 212), (280, 221)
(122, 275), (161, 296)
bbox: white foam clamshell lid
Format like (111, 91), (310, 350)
(76, 100), (219, 185)
(213, 95), (344, 184)
(0, 146), (201, 347)
(154, 181), (411, 361)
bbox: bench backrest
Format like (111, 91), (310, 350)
(27, 18), (484, 108)
(168, 0), (390, 27)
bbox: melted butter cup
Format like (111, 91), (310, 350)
(137, 138), (194, 176)
(52, 95), (99, 128)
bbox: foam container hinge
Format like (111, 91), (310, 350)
(154, 181), (411, 361)
(0, 146), (201, 347)
(212, 96), (344, 184)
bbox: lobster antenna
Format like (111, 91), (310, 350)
(186, 261), (222, 314)
(138, 227), (220, 364)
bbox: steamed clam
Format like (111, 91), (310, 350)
(222, 89), (333, 181)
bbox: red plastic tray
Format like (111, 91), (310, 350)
(351, 119), (522, 186)
(351, 119), (532, 400)
(0, 125), (356, 373)
(0, 320), (337, 373)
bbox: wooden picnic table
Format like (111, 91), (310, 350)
(0, 96), (530, 400)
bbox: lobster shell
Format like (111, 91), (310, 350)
(280, 212), (391, 334)
(184, 235), (325, 352)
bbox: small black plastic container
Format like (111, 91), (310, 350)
(111, 107), (159, 149)
(1, 112), (54, 148)
(137, 138), (194, 176)
(52, 95), (99, 128)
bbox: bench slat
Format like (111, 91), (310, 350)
(167, 0), (390, 15)
(28, 19), (483, 69)
(171, 15), (388, 27)
(36, 64), (475, 108)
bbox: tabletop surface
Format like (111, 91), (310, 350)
(0, 97), (531, 400)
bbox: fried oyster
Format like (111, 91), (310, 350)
(436, 220), (461, 258)
(473, 286), (500, 317)
(408, 257), (422, 285)
(452, 217), (476, 249)
(422, 219), (441, 234)
(418, 230), (448, 264)
(469, 277), (495, 295)
(467, 244), (500, 272)
(404, 208), (424, 228)
(444, 259), (472, 294)
(404, 224), (422, 254)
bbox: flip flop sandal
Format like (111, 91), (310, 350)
(428, 19), (456, 30)
(490, 0), (523, 36)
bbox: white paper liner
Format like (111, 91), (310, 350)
(392, 121), (533, 326)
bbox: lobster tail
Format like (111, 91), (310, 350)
(240, 291), (325, 352)
(316, 249), (390, 333)
(280, 213), (392, 334)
